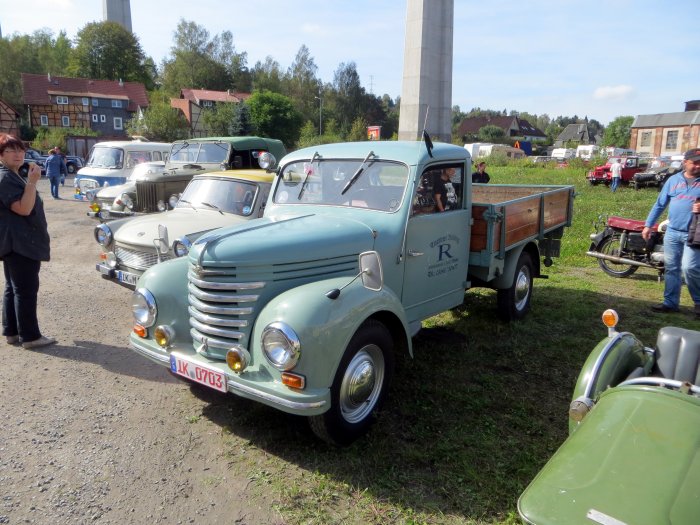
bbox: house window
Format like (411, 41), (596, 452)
(92, 114), (98, 122)
(61, 116), (70, 127)
(202, 100), (213, 107)
(82, 97), (89, 106)
(114, 117), (123, 130)
(640, 131), (652, 147)
(100, 115), (106, 123)
(92, 98), (99, 107)
(40, 115), (48, 126)
(112, 100), (123, 108)
(665, 130), (678, 150)
(56, 95), (69, 105)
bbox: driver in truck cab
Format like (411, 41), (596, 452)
(433, 167), (459, 212)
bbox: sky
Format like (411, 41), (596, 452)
(3, 0), (699, 125)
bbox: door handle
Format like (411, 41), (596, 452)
(408, 250), (424, 257)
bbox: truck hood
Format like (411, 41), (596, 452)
(190, 214), (376, 266)
(518, 386), (700, 525)
(98, 182), (136, 199)
(114, 209), (246, 247)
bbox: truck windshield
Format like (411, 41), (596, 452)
(169, 142), (229, 164)
(177, 178), (262, 217)
(86, 147), (124, 169)
(275, 159), (408, 212)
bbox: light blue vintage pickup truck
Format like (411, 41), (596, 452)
(129, 140), (574, 444)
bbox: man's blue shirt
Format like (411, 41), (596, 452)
(44, 153), (66, 179)
(645, 171), (700, 231)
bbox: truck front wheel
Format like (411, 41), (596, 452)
(309, 320), (394, 446)
(497, 252), (533, 321)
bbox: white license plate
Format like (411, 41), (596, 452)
(170, 354), (227, 393)
(116, 270), (138, 286)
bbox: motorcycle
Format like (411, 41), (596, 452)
(586, 215), (666, 279)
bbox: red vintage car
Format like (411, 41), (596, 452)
(586, 156), (649, 186)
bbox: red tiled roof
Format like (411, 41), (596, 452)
(180, 88), (250, 104)
(21, 73), (148, 111)
(170, 98), (192, 123)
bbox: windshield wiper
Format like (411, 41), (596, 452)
(298, 151), (320, 200)
(341, 151), (376, 195)
(178, 198), (196, 211)
(200, 201), (223, 214)
(171, 142), (189, 158)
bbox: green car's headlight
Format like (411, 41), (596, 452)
(132, 288), (157, 327)
(262, 322), (300, 371)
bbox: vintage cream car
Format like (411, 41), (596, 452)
(95, 169), (274, 288)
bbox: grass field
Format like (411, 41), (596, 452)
(188, 165), (700, 525)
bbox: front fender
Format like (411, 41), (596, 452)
(135, 257), (191, 344)
(252, 277), (411, 391)
(569, 331), (650, 434)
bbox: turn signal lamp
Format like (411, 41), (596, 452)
(90, 202), (100, 212)
(154, 325), (174, 348)
(602, 309), (619, 337)
(133, 324), (147, 338)
(282, 372), (306, 390)
(226, 348), (250, 373)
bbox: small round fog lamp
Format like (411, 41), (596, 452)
(154, 325), (174, 348)
(226, 347), (250, 373)
(157, 200), (167, 212)
(90, 202), (101, 212)
(105, 251), (118, 269)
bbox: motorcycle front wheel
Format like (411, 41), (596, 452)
(597, 235), (638, 277)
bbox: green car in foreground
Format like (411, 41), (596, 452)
(518, 310), (700, 525)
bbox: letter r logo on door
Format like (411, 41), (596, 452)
(438, 243), (452, 261)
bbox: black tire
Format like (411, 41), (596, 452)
(497, 252), (534, 321)
(67, 163), (77, 174)
(309, 320), (394, 446)
(596, 235), (638, 278)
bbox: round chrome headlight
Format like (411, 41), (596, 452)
(157, 200), (167, 212)
(257, 151), (277, 170)
(94, 224), (113, 246)
(172, 238), (192, 257)
(132, 288), (157, 327)
(168, 194), (180, 209)
(261, 322), (300, 371)
(103, 181), (110, 187)
(117, 193), (134, 210)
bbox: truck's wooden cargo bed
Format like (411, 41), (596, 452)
(470, 184), (574, 255)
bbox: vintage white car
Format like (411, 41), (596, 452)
(94, 169), (274, 288)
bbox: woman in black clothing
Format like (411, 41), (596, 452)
(0, 134), (55, 349)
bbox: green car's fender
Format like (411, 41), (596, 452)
(251, 276), (412, 392)
(135, 256), (191, 343)
(569, 331), (650, 434)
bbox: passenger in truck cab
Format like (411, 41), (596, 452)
(433, 167), (459, 212)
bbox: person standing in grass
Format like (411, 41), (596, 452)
(610, 158), (622, 192)
(642, 148), (700, 317)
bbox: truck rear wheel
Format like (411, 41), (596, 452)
(309, 320), (394, 446)
(497, 252), (533, 321)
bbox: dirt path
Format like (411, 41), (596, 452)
(0, 177), (281, 525)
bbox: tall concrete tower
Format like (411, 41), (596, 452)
(103, 0), (132, 33)
(398, 0), (454, 142)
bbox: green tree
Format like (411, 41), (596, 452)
(70, 22), (153, 88)
(347, 116), (368, 142)
(202, 103), (239, 136)
(296, 120), (320, 149)
(602, 116), (634, 148)
(478, 124), (506, 142)
(285, 45), (321, 124)
(251, 56), (285, 93)
(246, 90), (302, 148)
(0, 34), (43, 107)
(126, 92), (189, 142)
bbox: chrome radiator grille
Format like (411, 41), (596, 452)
(115, 245), (173, 271)
(136, 182), (158, 213)
(187, 255), (358, 359)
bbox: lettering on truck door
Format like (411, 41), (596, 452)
(402, 165), (470, 322)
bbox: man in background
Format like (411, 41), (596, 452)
(44, 147), (66, 199)
(610, 158), (622, 192)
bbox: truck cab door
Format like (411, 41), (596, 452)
(401, 165), (470, 323)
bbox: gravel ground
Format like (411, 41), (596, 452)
(0, 177), (279, 525)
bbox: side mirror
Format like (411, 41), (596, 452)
(359, 251), (383, 291)
(156, 224), (169, 255)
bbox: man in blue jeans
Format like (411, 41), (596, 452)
(642, 148), (700, 317)
(44, 147), (67, 199)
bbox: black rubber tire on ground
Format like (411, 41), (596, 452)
(497, 252), (534, 321)
(596, 235), (638, 278)
(309, 319), (394, 446)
